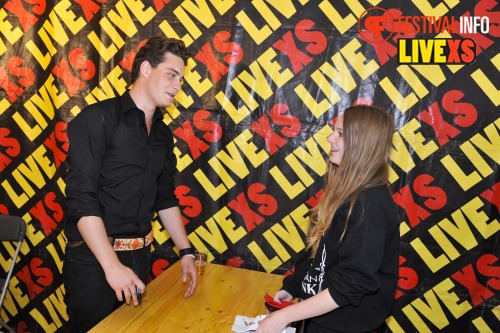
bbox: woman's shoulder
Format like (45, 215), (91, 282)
(359, 185), (392, 202)
(355, 185), (397, 214)
(359, 185), (399, 224)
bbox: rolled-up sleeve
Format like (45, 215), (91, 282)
(65, 107), (111, 223)
(155, 128), (179, 211)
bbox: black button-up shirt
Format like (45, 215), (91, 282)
(64, 91), (178, 240)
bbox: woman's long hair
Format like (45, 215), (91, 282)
(306, 105), (395, 257)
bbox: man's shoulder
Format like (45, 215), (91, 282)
(68, 97), (124, 136)
(74, 95), (122, 121)
(84, 95), (122, 112)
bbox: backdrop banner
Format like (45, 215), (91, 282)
(0, 0), (498, 332)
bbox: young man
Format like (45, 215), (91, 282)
(63, 36), (197, 333)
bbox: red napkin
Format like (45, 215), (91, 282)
(264, 294), (294, 309)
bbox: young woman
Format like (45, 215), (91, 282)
(256, 105), (400, 333)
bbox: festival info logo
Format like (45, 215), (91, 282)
(358, 7), (490, 64)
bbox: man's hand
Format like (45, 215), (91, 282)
(180, 255), (197, 297)
(77, 216), (146, 306)
(157, 207), (198, 297)
(104, 263), (145, 306)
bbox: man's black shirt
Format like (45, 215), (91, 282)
(65, 91), (178, 240)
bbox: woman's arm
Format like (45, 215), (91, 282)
(256, 289), (339, 333)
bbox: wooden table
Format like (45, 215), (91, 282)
(89, 261), (284, 332)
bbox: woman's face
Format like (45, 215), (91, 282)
(327, 114), (344, 166)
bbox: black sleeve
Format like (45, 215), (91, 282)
(327, 190), (392, 307)
(65, 105), (114, 223)
(281, 250), (312, 298)
(155, 126), (179, 211)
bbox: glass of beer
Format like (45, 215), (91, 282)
(195, 251), (207, 275)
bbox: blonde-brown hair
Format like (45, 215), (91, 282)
(306, 105), (394, 257)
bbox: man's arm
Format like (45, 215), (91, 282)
(77, 216), (145, 305)
(158, 206), (197, 297)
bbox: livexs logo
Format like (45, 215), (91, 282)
(398, 38), (476, 64)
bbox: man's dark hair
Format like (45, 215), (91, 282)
(131, 36), (190, 82)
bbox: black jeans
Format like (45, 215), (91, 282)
(63, 243), (151, 333)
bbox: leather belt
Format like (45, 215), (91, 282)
(67, 230), (154, 251)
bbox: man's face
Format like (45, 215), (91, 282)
(146, 52), (185, 108)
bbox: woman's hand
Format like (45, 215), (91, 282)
(255, 310), (289, 333)
(257, 289), (293, 332)
(274, 290), (293, 304)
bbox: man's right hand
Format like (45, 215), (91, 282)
(104, 263), (145, 306)
(77, 216), (146, 306)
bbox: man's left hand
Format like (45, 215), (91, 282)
(180, 255), (197, 297)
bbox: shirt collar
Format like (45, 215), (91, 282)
(120, 90), (137, 113)
(121, 90), (164, 122)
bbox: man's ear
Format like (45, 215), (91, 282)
(139, 60), (151, 78)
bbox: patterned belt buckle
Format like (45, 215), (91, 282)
(113, 230), (154, 251)
(144, 230), (154, 246)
